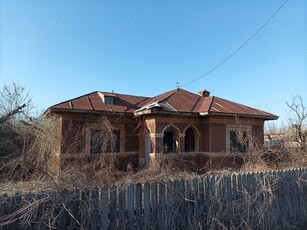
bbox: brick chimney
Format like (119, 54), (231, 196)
(198, 89), (210, 97)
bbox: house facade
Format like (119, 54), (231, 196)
(46, 88), (278, 170)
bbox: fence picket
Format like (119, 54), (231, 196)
(91, 187), (99, 229)
(0, 194), (7, 230)
(127, 183), (134, 230)
(100, 185), (108, 230)
(81, 188), (90, 229)
(11, 194), (21, 230)
(57, 190), (69, 230)
(166, 180), (173, 230)
(69, 189), (80, 230)
(179, 178), (186, 230)
(24, 192), (34, 229)
(151, 182), (158, 230)
(118, 185), (126, 230)
(158, 182), (166, 230)
(172, 179), (180, 229)
(109, 185), (117, 229)
(199, 178), (205, 228)
(135, 183), (142, 230)
(186, 179), (193, 229)
(192, 177), (199, 227)
(144, 182), (151, 230)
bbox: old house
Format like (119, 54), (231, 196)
(46, 88), (278, 170)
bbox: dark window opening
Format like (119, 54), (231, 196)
(90, 130), (120, 154)
(185, 127), (196, 152)
(230, 131), (248, 153)
(104, 96), (114, 105)
(163, 131), (175, 153)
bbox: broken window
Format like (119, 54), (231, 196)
(185, 127), (196, 152)
(163, 131), (175, 153)
(90, 129), (120, 154)
(163, 126), (179, 153)
(230, 130), (248, 152)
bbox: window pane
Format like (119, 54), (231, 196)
(185, 127), (195, 152)
(91, 129), (120, 153)
(230, 130), (248, 153)
(111, 130), (120, 153)
(163, 131), (174, 153)
(91, 130), (103, 154)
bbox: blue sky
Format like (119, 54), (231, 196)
(0, 0), (306, 126)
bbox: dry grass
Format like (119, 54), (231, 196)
(240, 145), (307, 173)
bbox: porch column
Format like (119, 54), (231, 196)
(179, 134), (185, 153)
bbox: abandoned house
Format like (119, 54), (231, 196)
(46, 88), (278, 170)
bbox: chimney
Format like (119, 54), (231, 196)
(198, 89), (210, 97)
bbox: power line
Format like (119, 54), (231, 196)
(179, 0), (289, 88)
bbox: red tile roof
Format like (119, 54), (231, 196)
(49, 89), (278, 120)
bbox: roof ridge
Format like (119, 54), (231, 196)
(99, 91), (150, 99)
(191, 95), (202, 111)
(143, 89), (177, 106)
(159, 89), (177, 102)
(87, 96), (94, 110)
(208, 96), (215, 114)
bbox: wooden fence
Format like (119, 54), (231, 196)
(1, 168), (307, 229)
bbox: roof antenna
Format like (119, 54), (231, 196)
(112, 90), (114, 94)
(176, 82), (179, 93)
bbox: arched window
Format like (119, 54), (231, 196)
(185, 127), (196, 152)
(163, 126), (179, 153)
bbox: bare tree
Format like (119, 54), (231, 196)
(286, 95), (307, 150)
(0, 82), (33, 124)
(264, 122), (278, 135)
(0, 83), (36, 180)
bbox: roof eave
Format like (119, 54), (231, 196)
(134, 109), (199, 117)
(200, 112), (278, 120)
(50, 108), (135, 117)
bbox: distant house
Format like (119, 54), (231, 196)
(45, 88), (278, 170)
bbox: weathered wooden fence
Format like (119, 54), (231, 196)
(1, 168), (307, 229)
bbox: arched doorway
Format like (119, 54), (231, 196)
(184, 126), (197, 152)
(163, 126), (179, 153)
